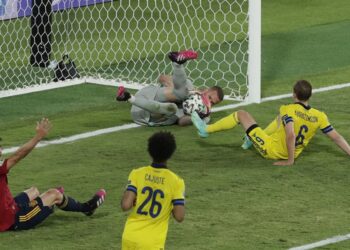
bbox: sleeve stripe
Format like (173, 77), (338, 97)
(126, 185), (137, 194)
(284, 119), (293, 124)
(172, 199), (185, 205)
(282, 115), (293, 126)
(321, 125), (333, 133)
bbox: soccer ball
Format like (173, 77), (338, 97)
(182, 93), (210, 117)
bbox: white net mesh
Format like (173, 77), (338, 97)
(0, 0), (250, 99)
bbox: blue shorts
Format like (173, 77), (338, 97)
(10, 192), (54, 230)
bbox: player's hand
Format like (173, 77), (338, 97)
(36, 118), (52, 139)
(273, 160), (294, 166)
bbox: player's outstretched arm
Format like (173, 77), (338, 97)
(274, 122), (295, 166)
(326, 129), (350, 155)
(6, 118), (51, 171)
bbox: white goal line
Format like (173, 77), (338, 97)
(2, 82), (350, 249)
(2, 81), (350, 156)
(289, 233), (350, 250)
(2, 123), (140, 155)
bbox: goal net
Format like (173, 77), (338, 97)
(0, 0), (260, 101)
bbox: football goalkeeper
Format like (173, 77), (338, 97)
(116, 50), (224, 126)
(191, 80), (350, 166)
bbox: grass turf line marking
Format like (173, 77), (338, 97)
(2, 123), (140, 155)
(212, 82), (350, 112)
(289, 233), (350, 250)
(3, 81), (350, 155)
(2, 82), (350, 248)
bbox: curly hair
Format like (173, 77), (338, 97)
(148, 131), (177, 163)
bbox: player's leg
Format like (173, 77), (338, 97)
(39, 188), (64, 207)
(246, 125), (272, 159)
(191, 111), (238, 137)
(242, 115), (281, 150)
(117, 82), (189, 117)
(23, 186), (40, 201)
(82, 189), (107, 216)
(117, 85), (178, 116)
(158, 74), (192, 103)
(11, 188), (106, 230)
(242, 113), (278, 159)
(235, 110), (257, 131)
(159, 74), (174, 88)
(171, 63), (188, 89)
(46, 188), (106, 216)
(192, 110), (257, 138)
(191, 110), (253, 137)
(131, 97), (178, 116)
(11, 191), (54, 230)
(168, 50), (197, 89)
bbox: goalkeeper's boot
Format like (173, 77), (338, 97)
(168, 50), (198, 64)
(241, 135), (253, 150)
(191, 112), (209, 138)
(84, 189), (106, 216)
(116, 86), (131, 102)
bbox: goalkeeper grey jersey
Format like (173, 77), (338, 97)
(130, 83), (192, 126)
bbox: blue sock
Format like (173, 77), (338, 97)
(57, 195), (89, 212)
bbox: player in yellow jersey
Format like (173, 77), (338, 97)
(121, 131), (185, 249)
(191, 80), (350, 166)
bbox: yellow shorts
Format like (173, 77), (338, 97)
(122, 238), (164, 250)
(246, 125), (286, 160)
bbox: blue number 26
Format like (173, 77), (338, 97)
(137, 186), (164, 218)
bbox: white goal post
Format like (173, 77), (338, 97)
(0, 0), (260, 102)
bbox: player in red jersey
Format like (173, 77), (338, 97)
(0, 118), (106, 231)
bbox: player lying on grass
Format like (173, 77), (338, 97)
(0, 118), (106, 232)
(116, 50), (224, 126)
(191, 80), (350, 166)
(121, 131), (185, 249)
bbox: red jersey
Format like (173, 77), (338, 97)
(0, 159), (17, 232)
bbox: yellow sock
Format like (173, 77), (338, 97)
(207, 112), (239, 133)
(264, 116), (280, 135)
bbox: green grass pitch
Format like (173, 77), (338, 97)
(1, 0), (350, 249)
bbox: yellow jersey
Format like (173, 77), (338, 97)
(269, 102), (333, 159)
(122, 164), (185, 249)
